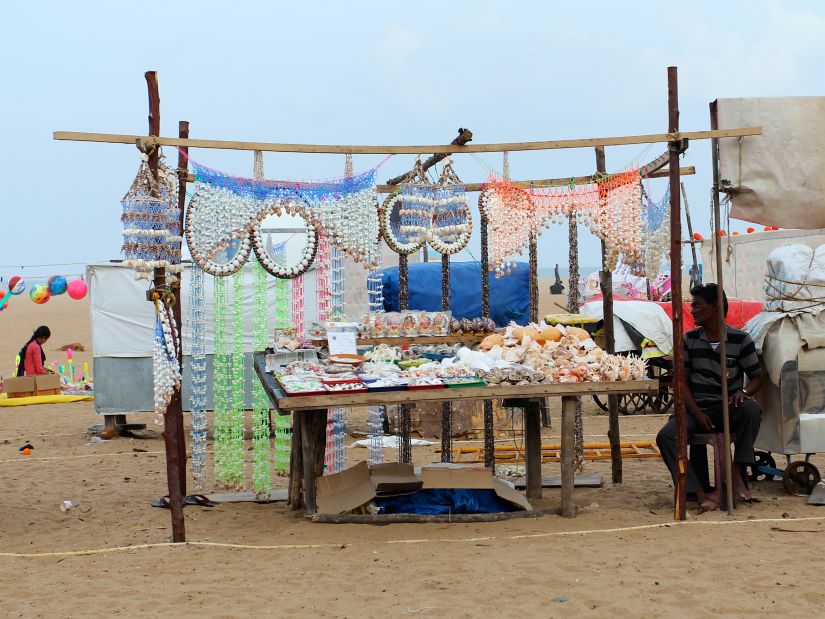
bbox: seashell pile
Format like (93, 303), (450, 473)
(484, 324), (647, 384)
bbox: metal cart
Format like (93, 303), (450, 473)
(751, 347), (825, 495)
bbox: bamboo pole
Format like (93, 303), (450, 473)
(668, 67), (687, 521)
(53, 128), (762, 154)
(145, 70), (185, 542)
(710, 100), (735, 515)
(596, 146), (622, 484)
(681, 182), (700, 287)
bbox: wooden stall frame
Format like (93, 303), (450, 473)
(53, 67), (763, 538)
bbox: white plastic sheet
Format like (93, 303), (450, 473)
(717, 97), (825, 229)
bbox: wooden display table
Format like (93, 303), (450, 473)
(253, 352), (658, 517)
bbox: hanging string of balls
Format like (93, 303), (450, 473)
(0, 274), (87, 311)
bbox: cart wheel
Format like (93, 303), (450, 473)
(592, 395), (609, 412)
(783, 461), (821, 496)
(648, 359), (674, 414)
(593, 393), (637, 415)
(748, 451), (776, 482)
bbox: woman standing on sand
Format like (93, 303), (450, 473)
(16, 326), (52, 376)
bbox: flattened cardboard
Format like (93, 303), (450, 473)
(316, 461), (375, 515)
(317, 461), (532, 515)
(370, 462), (422, 494)
(421, 465), (532, 511)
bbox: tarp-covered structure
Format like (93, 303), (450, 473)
(701, 228), (825, 301)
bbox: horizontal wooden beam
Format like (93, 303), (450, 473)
(53, 127), (761, 155)
(179, 165), (695, 190)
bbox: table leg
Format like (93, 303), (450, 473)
(561, 395), (576, 517)
(524, 399), (542, 500)
(300, 409), (328, 514)
(288, 413), (303, 510)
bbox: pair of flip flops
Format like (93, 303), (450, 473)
(151, 494), (220, 508)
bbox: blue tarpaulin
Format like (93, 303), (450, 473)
(373, 488), (520, 515)
(381, 261), (529, 327)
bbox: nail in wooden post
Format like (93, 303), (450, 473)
(668, 66), (687, 521)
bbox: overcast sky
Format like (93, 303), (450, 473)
(2, 0), (824, 281)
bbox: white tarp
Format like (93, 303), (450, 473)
(743, 244), (825, 386)
(581, 299), (673, 355)
(717, 96), (825, 229)
(88, 262), (318, 357)
(700, 229), (825, 302)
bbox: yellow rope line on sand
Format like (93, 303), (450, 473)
(2, 515), (822, 559)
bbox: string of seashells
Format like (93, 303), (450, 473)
(480, 167), (644, 277)
(152, 300), (181, 426)
(382, 159), (472, 256)
(121, 152), (182, 282)
(184, 158), (381, 276)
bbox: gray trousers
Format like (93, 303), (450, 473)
(656, 400), (761, 494)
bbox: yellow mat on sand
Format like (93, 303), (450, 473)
(0, 393), (94, 407)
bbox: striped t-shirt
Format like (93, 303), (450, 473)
(684, 325), (762, 410)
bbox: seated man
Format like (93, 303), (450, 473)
(657, 283), (764, 512)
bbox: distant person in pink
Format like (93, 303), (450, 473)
(16, 326), (52, 376)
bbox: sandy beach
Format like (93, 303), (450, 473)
(1, 289), (824, 617)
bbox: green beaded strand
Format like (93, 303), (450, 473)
(252, 259), (272, 495)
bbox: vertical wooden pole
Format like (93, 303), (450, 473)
(145, 70), (185, 541)
(524, 399), (542, 499)
(560, 395), (576, 517)
(398, 254), (408, 310)
(173, 120), (189, 498)
(668, 66), (687, 521)
(710, 100), (735, 514)
(528, 231), (538, 324)
(440, 253), (452, 461)
(596, 146), (622, 484)
(480, 213), (495, 471)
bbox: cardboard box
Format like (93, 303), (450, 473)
(34, 373), (62, 396)
(1, 374), (62, 398)
(2, 376), (36, 398)
(315, 461), (531, 515)
(420, 464), (533, 511)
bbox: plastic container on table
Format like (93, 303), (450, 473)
(324, 383), (368, 394)
(443, 377), (487, 388)
(407, 378), (446, 390)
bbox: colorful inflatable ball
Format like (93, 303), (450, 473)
(29, 284), (51, 304)
(8, 275), (26, 295)
(67, 278), (88, 300)
(48, 275), (68, 296)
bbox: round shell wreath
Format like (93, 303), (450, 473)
(184, 183), (254, 276)
(380, 159), (472, 256)
(251, 206), (319, 279)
